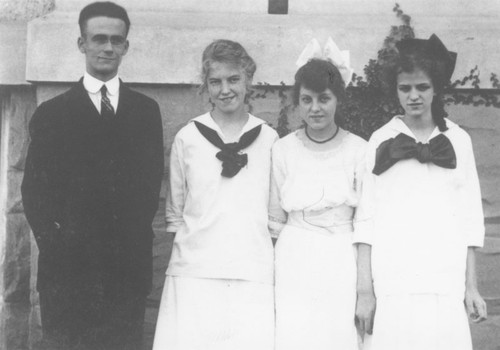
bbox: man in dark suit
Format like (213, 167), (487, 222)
(21, 2), (164, 349)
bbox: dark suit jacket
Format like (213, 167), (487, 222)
(21, 79), (164, 295)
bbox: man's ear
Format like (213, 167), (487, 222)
(77, 37), (86, 53)
(122, 39), (130, 56)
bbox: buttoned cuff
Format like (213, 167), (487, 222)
(166, 219), (184, 234)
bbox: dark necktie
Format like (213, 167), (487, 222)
(194, 121), (262, 178)
(373, 132), (457, 175)
(100, 85), (115, 120)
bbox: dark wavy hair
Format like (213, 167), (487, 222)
(200, 39), (256, 100)
(79, 2), (131, 36)
(385, 51), (449, 131)
(293, 59), (346, 124)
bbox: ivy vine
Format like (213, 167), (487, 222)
(251, 3), (499, 140)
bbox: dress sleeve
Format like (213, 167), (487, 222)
(166, 134), (187, 233)
(268, 143), (288, 239)
(353, 138), (376, 245)
(459, 136), (485, 247)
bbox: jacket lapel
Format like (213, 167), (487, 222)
(116, 80), (135, 120)
(67, 78), (101, 121)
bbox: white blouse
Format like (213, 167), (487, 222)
(166, 113), (278, 285)
(268, 130), (371, 243)
(364, 116), (485, 296)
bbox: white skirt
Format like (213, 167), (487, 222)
(152, 276), (274, 350)
(275, 225), (360, 350)
(363, 294), (472, 350)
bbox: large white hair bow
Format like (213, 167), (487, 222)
(296, 37), (354, 85)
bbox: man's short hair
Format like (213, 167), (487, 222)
(79, 1), (131, 36)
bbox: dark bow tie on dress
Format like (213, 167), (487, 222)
(372, 132), (457, 175)
(194, 121), (262, 178)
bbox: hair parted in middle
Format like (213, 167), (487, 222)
(395, 55), (449, 131)
(293, 59), (347, 126)
(383, 34), (457, 132)
(200, 39), (257, 96)
(293, 59), (347, 106)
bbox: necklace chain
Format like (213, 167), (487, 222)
(305, 126), (339, 144)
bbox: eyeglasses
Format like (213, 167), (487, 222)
(88, 34), (127, 47)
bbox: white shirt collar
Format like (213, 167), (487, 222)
(83, 72), (120, 96)
(192, 112), (265, 140)
(388, 115), (457, 140)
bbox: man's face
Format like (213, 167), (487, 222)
(78, 16), (129, 82)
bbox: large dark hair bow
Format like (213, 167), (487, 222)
(396, 34), (457, 82)
(373, 133), (456, 175)
(194, 121), (262, 178)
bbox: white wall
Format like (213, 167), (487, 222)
(18, 0), (500, 87)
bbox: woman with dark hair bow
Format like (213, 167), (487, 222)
(269, 38), (374, 350)
(363, 34), (487, 350)
(152, 39), (277, 350)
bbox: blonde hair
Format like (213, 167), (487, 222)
(199, 39), (256, 96)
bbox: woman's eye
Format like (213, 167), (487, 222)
(398, 86), (410, 92)
(301, 97), (312, 104)
(417, 85), (431, 91)
(320, 97), (330, 103)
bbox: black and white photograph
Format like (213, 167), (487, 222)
(0, 0), (499, 349)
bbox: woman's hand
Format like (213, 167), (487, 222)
(465, 286), (487, 323)
(355, 243), (375, 336)
(355, 291), (376, 336)
(465, 247), (487, 323)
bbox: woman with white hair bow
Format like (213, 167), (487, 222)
(269, 38), (375, 350)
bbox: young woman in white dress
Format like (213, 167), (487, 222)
(152, 39), (277, 350)
(269, 38), (376, 350)
(363, 34), (487, 350)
